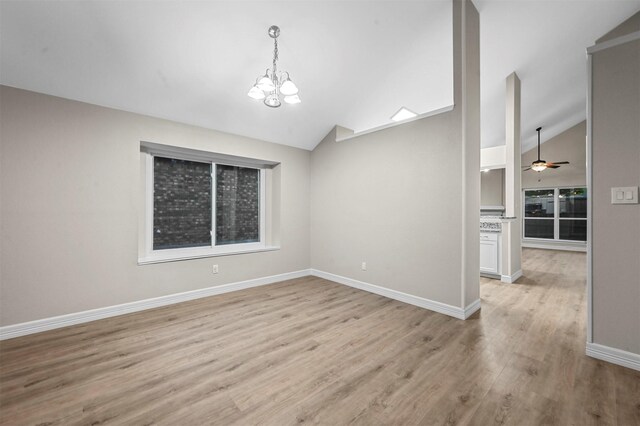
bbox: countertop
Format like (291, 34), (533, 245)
(480, 216), (517, 222)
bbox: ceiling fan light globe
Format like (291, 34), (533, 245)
(531, 161), (547, 172)
(280, 79), (299, 96)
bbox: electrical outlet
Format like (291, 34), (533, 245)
(361, 262), (367, 271)
(212, 264), (219, 274)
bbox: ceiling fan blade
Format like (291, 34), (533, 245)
(547, 165), (561, 169)
(548, 161), (570, 165)
(523, 167), (532, 171)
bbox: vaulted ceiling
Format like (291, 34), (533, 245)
(476, 0), (639, 152)
(1, 1), (639, 151)
(0, 1), (452, 150)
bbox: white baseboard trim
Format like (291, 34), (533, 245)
(480, 272), (500, 280)
(0, 269), (312, 341)
(310, 269), (479, 320)
(464, 299), (482, 318)
(586, 342), (640, 372)
(1, 267), (484, 340)
(522, 242), (587, 252)
(501, 269), (523, 283)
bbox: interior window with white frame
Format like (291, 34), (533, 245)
(523, 187), (587, 242)
(140, 143), (274, 263)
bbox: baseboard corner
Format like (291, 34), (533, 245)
(586, 342), (640, 372)
(501, 269), (523, 283)
(463, 299), (481, 319)
(311, 269), (469, 320)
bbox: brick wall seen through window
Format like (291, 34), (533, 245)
(153, 157), (260, 250)
(153, 157), (212, 250)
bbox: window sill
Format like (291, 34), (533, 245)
(138, 245), (280, 265)
(523, 238), (586, 243)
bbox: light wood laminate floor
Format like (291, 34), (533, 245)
(1, 249), (639, 425)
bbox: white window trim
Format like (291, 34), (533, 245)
(522, 186), (587, 244)
(139, 143), (278, 265)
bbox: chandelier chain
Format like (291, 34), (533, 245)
(272, 38), (279, 74)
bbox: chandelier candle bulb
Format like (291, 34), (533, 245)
(280, 77), (299, 96)
(248, 25), (301, 108)
(264, 94), (281, 108)
(247, 86), (266, 100)
(284, 95), (301, 104)
(256, 73), (275, 92)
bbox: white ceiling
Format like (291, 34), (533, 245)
(475, 0), (640, 151)
(1, 1), (639, 151)
(0, 1), (452, 151)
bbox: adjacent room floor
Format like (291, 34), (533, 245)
(1, 248), (638, 425)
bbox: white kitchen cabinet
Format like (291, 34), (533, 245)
(480, 232), (500, 275)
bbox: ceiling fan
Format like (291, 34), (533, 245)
(523, 126), (570, 172)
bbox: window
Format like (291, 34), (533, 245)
(559, 188), (587, 241)
(523, 187), (587, 242)
(215, 165), (261, 246)
(523, 189), (555, 239)
(140, 142), (278, 263)
(153, 157), (212, 250)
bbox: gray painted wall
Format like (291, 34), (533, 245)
(310, 0), (480, 309)
(482, 121), (586, 208)
(481, 169), (504, 207)
(1, 0), (479, 326)
(597, 11), (640, 43)
(481, 122), (587, 254)
(0, 86), (311, 326)
(591, 35), (640, 355)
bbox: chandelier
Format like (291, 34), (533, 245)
(247, 25), (300, 108)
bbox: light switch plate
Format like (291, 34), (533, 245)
(611, 186), (638, 204)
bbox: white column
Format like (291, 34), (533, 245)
(454, 0), (481, 311)
(503, 72), (522, 282)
